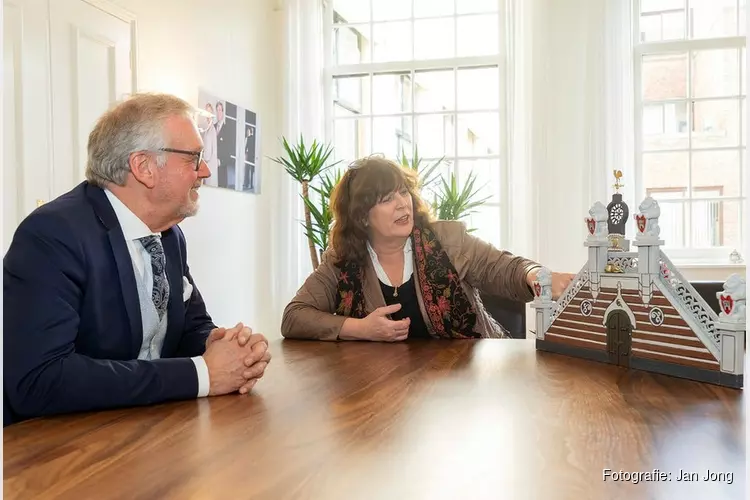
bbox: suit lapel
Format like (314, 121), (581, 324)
(160, 228), (185, 355)
(85, 183), (143, 354)
(108, 230), (143, 354)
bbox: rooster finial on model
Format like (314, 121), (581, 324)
(612, 169), (624, 193)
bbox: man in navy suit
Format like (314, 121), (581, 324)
(3, 93), (271, 426)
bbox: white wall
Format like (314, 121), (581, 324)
(111, 0), (286, 336)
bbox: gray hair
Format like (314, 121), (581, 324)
(85, 92), (196, 187)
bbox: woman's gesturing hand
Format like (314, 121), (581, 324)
(340, 304), (411, 342)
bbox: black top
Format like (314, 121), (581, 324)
(379, 274), (431, 339)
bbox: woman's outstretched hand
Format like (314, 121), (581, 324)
(526, 268), (576, 300)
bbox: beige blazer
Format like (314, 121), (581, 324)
(281, 221), (541, 340)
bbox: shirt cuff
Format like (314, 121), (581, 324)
(191, 356), (210, 398)
(524, 263), (543, 277)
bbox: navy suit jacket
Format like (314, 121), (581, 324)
(3, 182), (217, 425)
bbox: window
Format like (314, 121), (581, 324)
(325, 0), (506, 248)
(647, 186), (724, 247)
(633, 0), (746, 263)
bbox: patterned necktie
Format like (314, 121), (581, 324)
(138, 235), (170, 320)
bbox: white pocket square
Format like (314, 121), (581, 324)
(182, 276), (193, 302)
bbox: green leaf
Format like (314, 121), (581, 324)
(268, 135), (341, 183)
(432, 171), (491, 230)
(309, 169), (343, 199)
(399, 145), (445, 191)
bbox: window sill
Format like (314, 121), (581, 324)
(668, 261), (746, 270)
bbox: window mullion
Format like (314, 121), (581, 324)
(498, 0), (509, 249)
(323, 0), (334, 148)
(687, 47), (694, 248)
(737, 0), (742, 35)
(411, 66), (416, 158)
(330, 56), (503, 76)
(636, 36), (746, 56)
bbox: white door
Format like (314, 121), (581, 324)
(2, 0), (135, 254)
(49, 0), (134, 198)
(3, 0), (55, 254)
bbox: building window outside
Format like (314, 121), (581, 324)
(634, 0), (746, 263)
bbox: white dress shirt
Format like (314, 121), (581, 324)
(104, 189), (210, 397)
(366, 238), (413, 286)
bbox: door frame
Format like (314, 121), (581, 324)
(81, 0), (138, 92)
(49, 0), (139, 196)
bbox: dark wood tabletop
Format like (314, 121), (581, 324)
(4, 338), (745, 500)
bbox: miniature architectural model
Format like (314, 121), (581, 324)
(532, 172), (746, 388)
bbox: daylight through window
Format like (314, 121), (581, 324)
(634, 0), (746, 262)
(325, 0), (506, 248)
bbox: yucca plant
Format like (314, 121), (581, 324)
(269, 136), (340, 269)
(433, 171), (491, 230)
(304, 169), (343, 262)
(399, 145), (444, 191)
(399, 147), (489, 230)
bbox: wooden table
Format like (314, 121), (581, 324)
(4, 339), (745, 499)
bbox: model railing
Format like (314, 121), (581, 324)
(606, 252), (638, 272)
(658, 252), (720, 349)
(552, 267), (589, 320)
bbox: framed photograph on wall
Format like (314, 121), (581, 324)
(197, 88), (260, 194)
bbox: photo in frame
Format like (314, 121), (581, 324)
(197, 89), (260, 194)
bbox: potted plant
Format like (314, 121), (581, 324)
(399, 145), (443, 191)
(400, 147), (489, 230)
(269, 136), (340, 269)
(432, 171), (491, 231)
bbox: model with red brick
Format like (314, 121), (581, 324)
(531, 173), (745, 388)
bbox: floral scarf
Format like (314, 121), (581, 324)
(334, 225), (479, 339)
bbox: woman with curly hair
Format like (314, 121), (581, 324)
(281, 156), (574, 341)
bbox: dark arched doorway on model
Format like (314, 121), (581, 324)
(606, 310), (632, 367)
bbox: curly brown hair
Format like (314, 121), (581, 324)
(329, 155), (434, 265)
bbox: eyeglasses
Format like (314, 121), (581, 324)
(159, 148), (205, 171)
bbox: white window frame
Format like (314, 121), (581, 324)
(632, 0), (747, 265)
(321, 0), (512, 250)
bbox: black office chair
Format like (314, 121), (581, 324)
(479, 292), (528, 339)
(689, 281), (724, 314)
